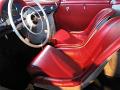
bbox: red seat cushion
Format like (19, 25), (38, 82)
(52, 29), (84, 45)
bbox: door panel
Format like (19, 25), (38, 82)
(54, 0), (111, 31)
(54, 3), (85, 31)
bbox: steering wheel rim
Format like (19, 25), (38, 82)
(8, 0), (51, 48)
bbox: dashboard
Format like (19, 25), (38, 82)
(0, 2), (22, 24)
(0, 0), (59, 23)
(0, 0), (58, 37)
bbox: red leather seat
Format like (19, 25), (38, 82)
(28, 17), (120, 88)
(52, 8), (116, 47)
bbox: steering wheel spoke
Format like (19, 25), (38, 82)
(8, 0), (51, 48)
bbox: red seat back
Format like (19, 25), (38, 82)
(85, 8), (116, 34)
(80, 8), (116, 46)
(87, 17), (120, 52)
(85, 17), (120, 65)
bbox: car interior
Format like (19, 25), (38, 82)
(0, 0), (120, 90)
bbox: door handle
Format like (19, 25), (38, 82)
(83, 4), (86, 10)
(66, 6), (70, 11)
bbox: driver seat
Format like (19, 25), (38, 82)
(28, 17), (120, 90)
(52, 8), (116, 47)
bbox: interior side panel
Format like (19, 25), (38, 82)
(54, 0), (111, 31)
(54, 3), (85, 31)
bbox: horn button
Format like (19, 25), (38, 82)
(26, 13), (39, 27)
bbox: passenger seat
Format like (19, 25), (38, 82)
(52, 8), (116, 47)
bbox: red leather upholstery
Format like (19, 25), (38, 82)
(52, 8), (116, 47)
(29, 17), (120, 87)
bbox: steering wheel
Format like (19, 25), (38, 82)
(8, 0), (51, 48)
